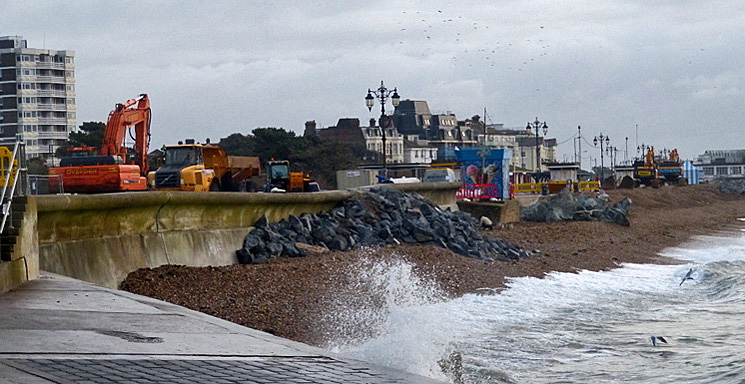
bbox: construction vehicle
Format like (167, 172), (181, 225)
(656, 148), (682, 183)
(49, 94), (151, 193)
(633, 146), (683, 186)
(148, 139), (261, 191)
(632, 146), (657, 186)
(263, 160), (320, 192)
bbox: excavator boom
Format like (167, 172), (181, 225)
(99, 94), (151, 175)
(48, 94), (152, 193)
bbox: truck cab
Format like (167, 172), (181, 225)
(149, 140), (261, 192)
(148, 143), (217, 191)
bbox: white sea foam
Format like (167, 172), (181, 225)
(332, 230), (745, 383)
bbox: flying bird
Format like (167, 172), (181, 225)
(679, 268), (694, 286)
(651, 336), (668, 346)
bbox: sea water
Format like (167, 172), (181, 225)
(331, 225), (745, 383)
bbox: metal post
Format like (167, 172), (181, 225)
(594, 133), (609, 185)
(577, 125), (582, 169)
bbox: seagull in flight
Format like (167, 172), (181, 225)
(651, 336), (668, 346)
(679, 268), (694, 286)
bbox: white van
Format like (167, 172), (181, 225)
(423, 168), (456, 183)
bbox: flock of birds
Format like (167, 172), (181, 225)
(392, 9), (553, 74)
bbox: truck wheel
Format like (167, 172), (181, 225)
(209, 182), (220, 191)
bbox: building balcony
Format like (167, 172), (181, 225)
(17, 89), (68, 97)
(35, 104), (69, 111)
(20, 131), (68, 139)
(25, 75), (68, 84)
(36, 118), (68, 124)
(38, 131), (68, 139)
(35, 90), (68, 97)
(33, 62), (66, 70)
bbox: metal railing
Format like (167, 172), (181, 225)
(0, 139), (26, 234)
(513, 181), (601, 195)
(29, 174), (63, 195)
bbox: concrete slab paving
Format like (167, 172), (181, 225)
(0, 273), (446, 383)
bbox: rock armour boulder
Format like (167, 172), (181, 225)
(520, 189), (632, 226)
(718, 180), (745, 195)
(236, 188), (529, 264)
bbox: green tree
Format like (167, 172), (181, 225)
(218, 127), (374, 189)
(56, 121), (106, 158)
(69, 121), (106, 147)
(218, 133), (254, 156)
(250, 127), (302, 162)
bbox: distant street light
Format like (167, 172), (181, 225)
(526, 117), (548, 174)
(594, 133), (610, 184)
(365, 81), (400, 174)
(625, 137), (628, 165)
(637, 143), (650, 160)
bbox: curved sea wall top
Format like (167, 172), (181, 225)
(26, 182), (460, 290)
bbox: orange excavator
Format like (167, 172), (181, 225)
(49, 94), (151, 193)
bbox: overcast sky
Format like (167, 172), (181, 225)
(4, 1), (744, 165)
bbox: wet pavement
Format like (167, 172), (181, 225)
(0, 273), (445, 383)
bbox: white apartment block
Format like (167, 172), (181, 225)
(0, 36), (75, 164)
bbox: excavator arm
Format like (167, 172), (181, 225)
(99, 94), (151, 175)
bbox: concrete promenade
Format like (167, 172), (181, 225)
(0, 273), (445, 384)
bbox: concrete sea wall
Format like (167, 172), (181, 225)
(30, 182), (460, 289)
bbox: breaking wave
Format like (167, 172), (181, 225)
(328, 229), (745, 383)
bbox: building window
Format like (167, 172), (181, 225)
(716, 167), (728, 175)
(703, 167), (714, 176)
(731, 166), (742, 175)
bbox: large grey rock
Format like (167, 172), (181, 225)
(236, 188), (529, 264)
(718, 180), (745, 195)
(521, 190), (631, 226)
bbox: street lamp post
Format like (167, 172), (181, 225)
(594, 133), (610, 185)
(365, 81), (400, 175)
(624, 137), (628, 165)
(607, 145), (618, 171)
(526, 117), (548, 174)
(637, 143), (649, 161)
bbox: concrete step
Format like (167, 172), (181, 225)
(11, 196), (28, 204)
(0, 244), (15, 261)
(1, 227), (19, 236)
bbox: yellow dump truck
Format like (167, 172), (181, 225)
(148, 140), (261, 191)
